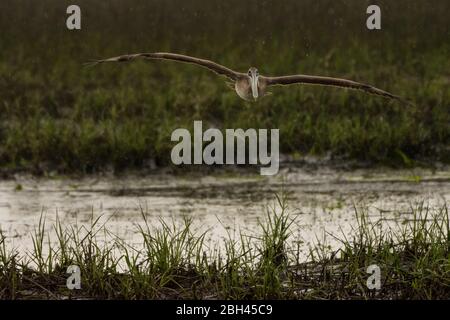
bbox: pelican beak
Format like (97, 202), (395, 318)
(250, 73), (259, 100)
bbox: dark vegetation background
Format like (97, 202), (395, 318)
(0, 0), (448, 174)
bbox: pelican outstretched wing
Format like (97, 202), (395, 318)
(262, 74), (409, 103)
(87, 52), (242, 81)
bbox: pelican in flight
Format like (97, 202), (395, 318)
(88, 52), (407, 103)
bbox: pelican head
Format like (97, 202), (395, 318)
(247, 67), (259, 100)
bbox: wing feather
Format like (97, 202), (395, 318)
(87, 53), (242, 80)
(263, 74), (409, 103)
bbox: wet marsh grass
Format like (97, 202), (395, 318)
(0, 0), (449, 175)
(0, 196), (449, 300)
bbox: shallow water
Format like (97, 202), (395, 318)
(0, 167), (449, 255)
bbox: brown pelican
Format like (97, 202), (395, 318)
(87, 52), (407, 103)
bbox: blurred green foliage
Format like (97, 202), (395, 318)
(0, 0), (448, 173)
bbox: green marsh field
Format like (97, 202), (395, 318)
(0, 0), (448, 174)
(0, 0), (449, 300)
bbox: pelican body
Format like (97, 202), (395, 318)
(87, 52), (408, 104)
(235, 67), (268, 101)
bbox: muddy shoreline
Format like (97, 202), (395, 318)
(1, 156), (447, 180)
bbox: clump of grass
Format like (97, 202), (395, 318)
(256, 194), (294, 298)
(303, 203), (450, 299)
(0, 197), (449, 300)
(0, 230), (19, 299)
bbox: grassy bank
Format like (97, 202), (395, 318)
(0, 0), (449, 174)
(1, 195), (449, 300)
